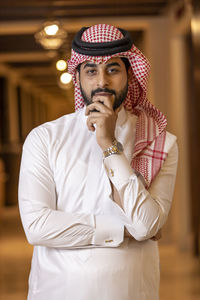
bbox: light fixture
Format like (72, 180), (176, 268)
(35, 20), (67, 50)
(56, 59), (67, 71)
(60, 72), (72, 85)
(44, 24), (59, 36)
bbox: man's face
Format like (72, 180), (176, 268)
(76, 57), (129, 110)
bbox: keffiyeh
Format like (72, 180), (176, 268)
(68, 24), (167, 187)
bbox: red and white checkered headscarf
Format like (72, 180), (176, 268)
(68, 24), (167, 187)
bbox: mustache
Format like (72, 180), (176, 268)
(91, 88), (116, 98)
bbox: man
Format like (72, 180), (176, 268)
(18, 24), (178, 300)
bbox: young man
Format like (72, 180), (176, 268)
(19, 24), (178, 300)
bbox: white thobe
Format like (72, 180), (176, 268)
(18, 107), (178, 300)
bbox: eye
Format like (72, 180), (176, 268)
(85, 68), (97, 76)
(107, 67), (120, 74)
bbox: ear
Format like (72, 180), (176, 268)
(76, 70), (80, 87)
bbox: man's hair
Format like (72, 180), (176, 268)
(76, 63), (81, 74)
(76, 57), (130, 74)
(120, 57), (130, 73)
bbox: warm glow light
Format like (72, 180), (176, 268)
(60, 72), (72, 84)
(35, 21), (67, 50)
(44, 24), (59, 36)
(191, 18), (200, 35)
(56, 60), (67, 71)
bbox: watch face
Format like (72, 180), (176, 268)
(117, 141), (123, 152)
(115, 141), (123, 152)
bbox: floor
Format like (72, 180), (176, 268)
(0, 206), (200, 300)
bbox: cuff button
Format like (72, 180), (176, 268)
(105, 239), (113, 243)
(109, 169), (114, 177)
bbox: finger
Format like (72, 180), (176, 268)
(86, 117), (96, 131)
(151, 231), (162, 241)
(87, 114), (106, 126)
(86, 112), (104, 118)
(85, 102), (111, 116)
(157, 232), (162, 239)
(92, 94), (115, 110)
(156, 229), (162, 239)
(151, 236), (159, 241)
(86, 114), (106, 132)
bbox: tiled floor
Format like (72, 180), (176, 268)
(0, 206), (200, 300)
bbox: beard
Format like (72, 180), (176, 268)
(79, 82), (128, 111)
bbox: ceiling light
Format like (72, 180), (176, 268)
(35, 21), (67, 50)
(60, 72), (72, 84)
(44, 24), (59, 36)
(56, 59), (67, 71)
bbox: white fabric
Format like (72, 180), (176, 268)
(18, 106), (178, 300)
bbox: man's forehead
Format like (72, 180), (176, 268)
(81, 57), (123, 67)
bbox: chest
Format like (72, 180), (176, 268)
(49, 129), (110, 213)
(48, 116), (136, 213)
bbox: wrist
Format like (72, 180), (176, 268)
(98, 139), (115, 151)
(103, 140), (124, 159)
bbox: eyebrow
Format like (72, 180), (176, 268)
(83, 62), (121, 69)
(83, 63), (97, 69)
(106, 62), (121, 68)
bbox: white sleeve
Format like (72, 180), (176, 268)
(18, 128), (124, 249)
(103, 141), (178, 241)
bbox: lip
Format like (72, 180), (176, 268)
(94, 92), (113, 96)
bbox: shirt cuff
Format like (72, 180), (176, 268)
(92, 215), (124, 247)
(103, 153), (135, 189)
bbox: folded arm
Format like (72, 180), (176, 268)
(18, 128), (124, 249)
(103, 141), (178, 241)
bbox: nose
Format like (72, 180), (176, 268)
(96, 70), (109, 88)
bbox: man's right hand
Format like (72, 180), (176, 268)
(85, 95), (121, 151)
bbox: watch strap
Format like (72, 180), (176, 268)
(103, 140), (123, 159)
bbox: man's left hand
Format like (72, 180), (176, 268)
(150, 229), (162, 241)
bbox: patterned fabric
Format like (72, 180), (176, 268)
(68, 24), (167, 187)
(81, 24), (123, 43)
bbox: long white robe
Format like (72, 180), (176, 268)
(18, 107), (178, 300)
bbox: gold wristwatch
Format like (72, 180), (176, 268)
(103, 140), (124, 159)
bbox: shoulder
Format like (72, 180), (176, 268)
(164, 131), (178, 163)
(165, 131), (177, 151)
(24, 109), (84, 147)
(35, 109), (83, 134)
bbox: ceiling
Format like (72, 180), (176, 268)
(0, 0), (170, 21)
(0, 0), (172, 104)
